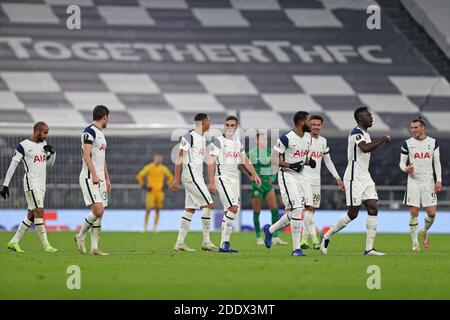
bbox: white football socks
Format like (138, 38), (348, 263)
(290, 208), (303, 251)
(201, 207), (211, 244)
(220, 211), (236, 247)
(10, 217), (33, 244)
(91, 217), (102, 250)
(324, 214), (352, 240)
(34, 218), (50, 248)
(269, 211), (291, 235)
(409, 216), (419, 244)
(78, 212), (98, 240)
(176, 211), (193, 244)
(365, 216), (378, 251)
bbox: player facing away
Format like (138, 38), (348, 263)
(75, 105), (111, 256)
(170, 113), (217, 252)
(320, 106), (391, 256)
(208, 115), (262, 253)
(0, 122), (57, 253)
(240, 133), (287, 246)
(263, 111), (316, 257)
(400, 117), (442, 251)
(136, 154), (173, 232)
(300, 115), (345, 250)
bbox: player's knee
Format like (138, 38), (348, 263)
(347, 209), (359, 220)
(185, 208), (195, 213)
(367, 207), (378, 216)
(206, 203), (214, 210)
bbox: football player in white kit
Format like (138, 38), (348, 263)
(400, 117), (442, 251)
(208, 115), (261, 253)
(75, 105), (111, 256)
(170, 113), (217, 252)
(300, 115), (344, 250)
(320, 107), (391, 256)
(0, 122), (57, 253)
(263, 111), (316, 257)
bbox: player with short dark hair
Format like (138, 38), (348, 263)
(75, 105), (111, 256)
(263, 111), (315, 256)
(320, 107), (391, 256)
(1, 122), (57, 253)
(400, 117), (442, 251)
(170, 113), (217, 252)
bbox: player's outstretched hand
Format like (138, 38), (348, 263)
(0, 186), (9, 199)
(43, 144), (55, 154)
(208, 182), (216, 194)
(435, 181), (443, 193)
(169, 179), (180, 193)
(336, 178), (345, 192)
(405, 164), (414, 174)
(383, 135), (391, 144)
(252, 174), (262, 187)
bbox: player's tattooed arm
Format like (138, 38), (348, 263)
(169, 148), (184, 193)
(358, 135), (391, 153)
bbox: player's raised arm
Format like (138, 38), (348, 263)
(104, 160), (111, 192)
(0, 144), (24, 199)
(82, 143), (101, 184)
(357, 135), (391, 153)
(433, 143), (442, 193)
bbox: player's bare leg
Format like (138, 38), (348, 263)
(143, 209), (151, 233)
(252, 198), (263, 245)
(422, 206), (436, 249)
(153, 209), (160, 232)
(266, 190), (287, 245)
(409, 206), (420, 251)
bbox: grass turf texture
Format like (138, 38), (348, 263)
(1, 232), (450, 299)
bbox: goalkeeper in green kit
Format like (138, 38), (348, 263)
(239, 133), (287, 245)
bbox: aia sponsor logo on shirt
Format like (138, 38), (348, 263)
(293, 149), (308, 158)
(310, 150), (323, 159)
(33, 154), (46, 163)
(224, 151), (240, 158)
(414, 152), (430, 160)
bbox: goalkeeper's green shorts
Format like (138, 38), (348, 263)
(251, 181), (273, 199)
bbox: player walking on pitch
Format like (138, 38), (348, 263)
(170, 113), (217, 252)
(75, 105), (111, 256)
(400, 117), (442, 251)
(263, 111), (316, 256)
(208, 115), (261, 252)
(300, 115), (344, 250)
(320, 107), (390, 256)
(1, 122), (57, 253)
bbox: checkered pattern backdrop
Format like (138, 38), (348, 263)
(1, 0), (450, 132)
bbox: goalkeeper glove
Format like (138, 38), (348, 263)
(44, 144), (55, 154)
(289, 161), (304, 173)
(0, 186), (9, 199)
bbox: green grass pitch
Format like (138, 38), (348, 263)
(1, 231), (450, 299)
